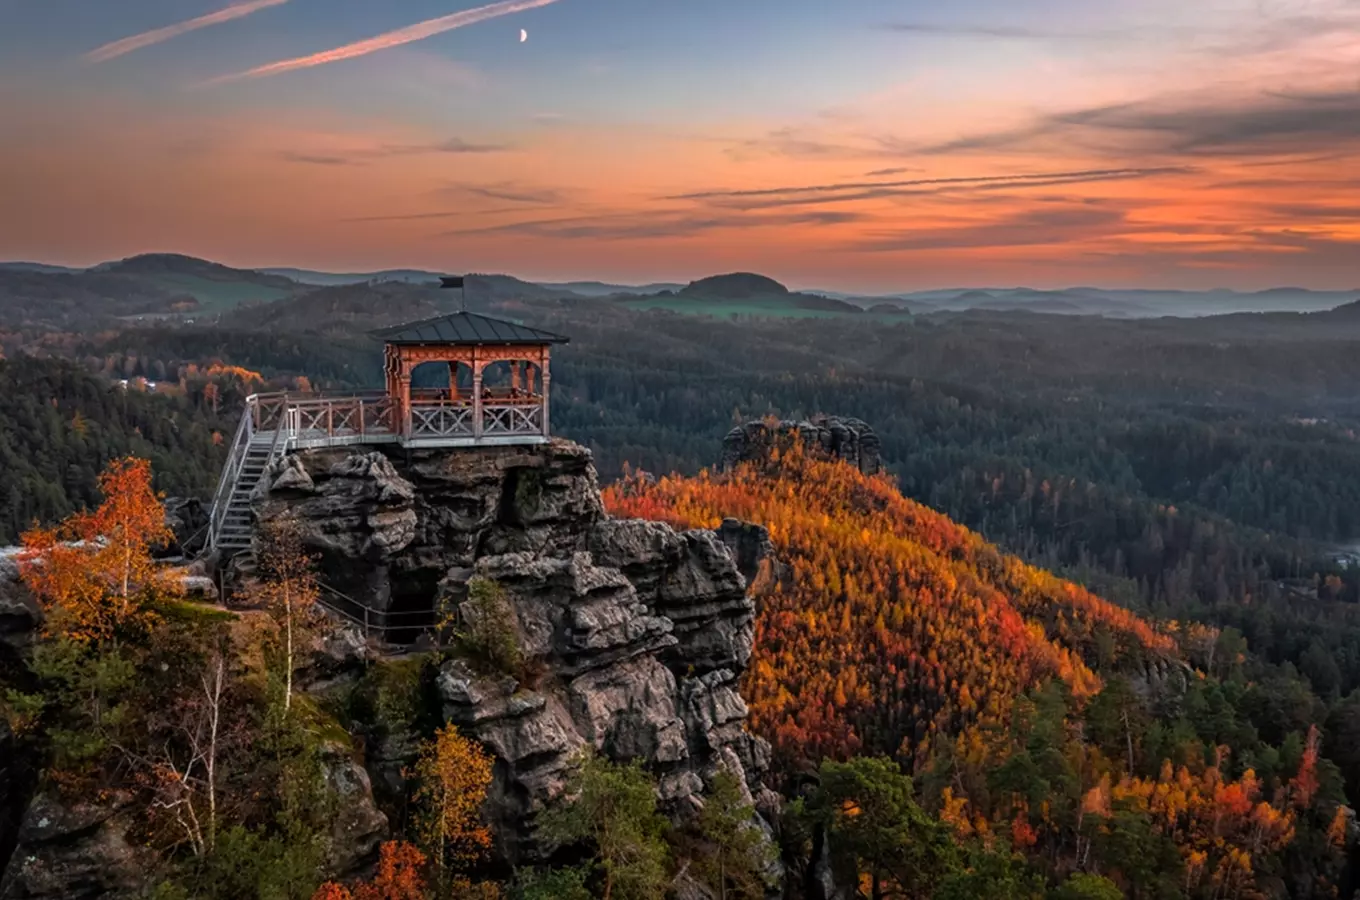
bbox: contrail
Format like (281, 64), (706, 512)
(203, 0), (559, 85)
(85, 0), (290, 64)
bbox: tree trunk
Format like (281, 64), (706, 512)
(1122, 708), (1134, 773)
(284, 583), (293, 714)
(204, 653), (224, 851)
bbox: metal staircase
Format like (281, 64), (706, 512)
(206, 398), (290, 557)
(213, 438), (276, 552)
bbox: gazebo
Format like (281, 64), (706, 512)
(206, 298), (569, 554)
(374, 310), (569, 445)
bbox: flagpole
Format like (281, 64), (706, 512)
(439, 274), (467, 311)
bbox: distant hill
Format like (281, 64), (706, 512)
(0, 269), (193, 331)
(220, 281), (451, 334)
(536, 280), (684, 297)
(612, 272), (864, 319)
(0, 262), (82, 275)
(887, 286), (1360, 318)
(88, 254), (299, 312)
(681, 272), (790, 298)
(259, 267), (444, 286)
(6, 254), (1358, 320)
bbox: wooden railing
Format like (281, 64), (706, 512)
(207, 388), (551, 553)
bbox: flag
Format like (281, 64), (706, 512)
(440, 275), (465, 289)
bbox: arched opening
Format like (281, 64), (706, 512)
(407, 359), (476, 439)
(479, 359), (542, 401)
(479, 358), (545, 437)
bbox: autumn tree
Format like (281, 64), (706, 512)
(312, 841), (429, 900)
(19, 455), (175, 643)
(249, 517), (321, 715)
(409, 724), (494, 884)
(536, 752), (671, 900)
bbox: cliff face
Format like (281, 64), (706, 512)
(722, 415), (881, 476)
(0, 553), (41, 883)
(251, 439), (778, 863)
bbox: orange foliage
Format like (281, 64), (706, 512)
(409, 724), (494, 874)
(1292, 725), (1321, 810)
(603, 443), (1173, 766)
(1110, 759), (1295, 893)
(18, 456), (175, 643)
(311, 841), (428, 900)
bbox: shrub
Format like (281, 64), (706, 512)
(455, 577), (523, 678)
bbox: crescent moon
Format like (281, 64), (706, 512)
(519, 28), (527, 42)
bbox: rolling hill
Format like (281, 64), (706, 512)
(605, 439), (1174, 767)
(602, 432), (1348, 898)
(615, 272), (871, 319)
(94, 254), (300, 312)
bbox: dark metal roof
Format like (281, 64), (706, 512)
(371, 311), (569, 346)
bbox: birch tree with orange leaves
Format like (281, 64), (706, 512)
(19, 456), (175, 643)
(409, 723), (494, 884)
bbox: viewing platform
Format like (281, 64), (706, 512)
(206, 304), (569, 555)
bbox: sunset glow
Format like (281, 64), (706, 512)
(3, 0), (1358, 289)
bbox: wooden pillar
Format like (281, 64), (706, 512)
(540, 350), (551, 438)
(384, 344), (406, 436)
(511, 361), (522, 392)
(447, 361), (460, 401)
(472, 354), (484, 440)
(398, 362), (412, 438)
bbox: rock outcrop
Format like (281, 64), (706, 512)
(0, 792), (159, 899)
(0, 550), (42, 881)
(722, 415), (881, 476)
(0, 549), (41, 659)
(250, 439), (778, 866)
(159, 497), (209, 559)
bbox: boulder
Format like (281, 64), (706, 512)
(319, 742), (389, 877)
(0, 792), (159, 899)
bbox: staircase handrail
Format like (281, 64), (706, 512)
(314, 579), (443, 644)
(206, 398), (256, 553)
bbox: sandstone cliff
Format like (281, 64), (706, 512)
(722, 415), (881, 476)
(249, 439), (779, 865)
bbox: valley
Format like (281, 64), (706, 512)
(2, 254), (1360, 898)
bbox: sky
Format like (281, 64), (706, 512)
(0, 0), (1358, 291)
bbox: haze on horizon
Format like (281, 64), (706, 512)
(1, 0), (1357, 292)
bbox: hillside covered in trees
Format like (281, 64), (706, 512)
(0, 359), (230, 543)
(606, 442), (1359, 898)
